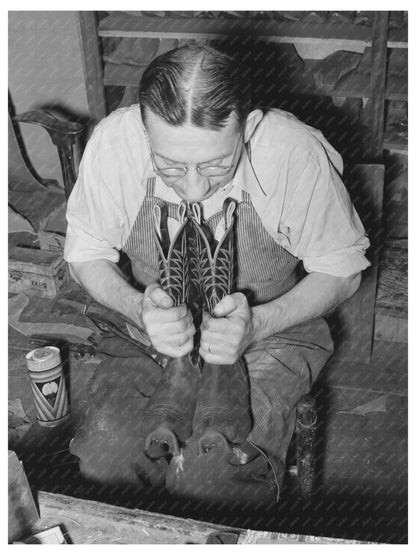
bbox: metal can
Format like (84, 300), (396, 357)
(26, 346), (70, 427)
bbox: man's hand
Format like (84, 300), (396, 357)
(199, 293), (254, 365)
(141, 283), (196, 358)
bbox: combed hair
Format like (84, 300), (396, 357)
(139, 44), (252, 130)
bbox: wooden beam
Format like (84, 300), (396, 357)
(98, 13), (407, 48)
(35, 491), (244, 544)
(77, 12), (108, 124)
(368, 11), (389, 161)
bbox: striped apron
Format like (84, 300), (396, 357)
(123, 178), (300, 305)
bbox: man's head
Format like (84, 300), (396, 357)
(139, 45), (262, 202)
(139, 44), (251, 131)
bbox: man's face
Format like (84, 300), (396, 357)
(144, 110), (244, 202)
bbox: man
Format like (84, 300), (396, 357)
(65, 44), (370, 511)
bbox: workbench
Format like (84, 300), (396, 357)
(29, 491), (376, 544)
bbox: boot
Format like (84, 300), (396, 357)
(193, 359), (251, 454)
(140, 202), (201, 459)
(189, 199), (252, 454)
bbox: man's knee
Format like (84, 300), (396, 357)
(70, 432), (168, 489)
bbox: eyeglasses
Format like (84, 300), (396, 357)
(146, 131), (244, 181)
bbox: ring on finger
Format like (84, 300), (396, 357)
(208, 343), (213, 353)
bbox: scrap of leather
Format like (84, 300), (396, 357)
(51, 281), (161, 361)
(9, 293), (97, 343)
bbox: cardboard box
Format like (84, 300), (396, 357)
(38, 202), (67, 253)
(15, 526), (68, 544)
(9, 247), (69, 298)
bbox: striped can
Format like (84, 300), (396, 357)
(26, 346), (70, 427)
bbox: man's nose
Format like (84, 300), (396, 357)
(181, 170), (210, 201)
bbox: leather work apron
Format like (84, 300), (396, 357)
(70, 171), (334, 514)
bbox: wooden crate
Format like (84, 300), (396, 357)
(8, 247), (69, 298)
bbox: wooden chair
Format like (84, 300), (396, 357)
(11, 110), (85, 201)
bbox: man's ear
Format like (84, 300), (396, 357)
(243, 109), (263, 143)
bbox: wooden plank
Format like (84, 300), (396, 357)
(333, 73), (407, 101)
(383, 140), (408, 154)
(383, 123), (408, 153)
(101, 60), (407, 102)
(102, 58), (407, 102)
(33, 491), (378, 544)
(374, 313), (407, 343)
(327, 164), (384, 364)
(368, 12), (389, 161)
(375, 239), (407, 312)
(76, 12), (108, 123)
(98, 13), (408, 48)
(324, 340), (407, 396)
(35, 491), (244, 544)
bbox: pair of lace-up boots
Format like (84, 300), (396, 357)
(140, 198), (252, 462)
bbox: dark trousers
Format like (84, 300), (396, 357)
(70, 318), (333, 509)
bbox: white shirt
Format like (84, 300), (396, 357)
(64, 105), (370, 277)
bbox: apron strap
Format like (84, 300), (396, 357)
(145, 177), (156, 197)
(242, 190), (251, 203)
(242, 140), (252, 204)
(246, 140), (252, 162)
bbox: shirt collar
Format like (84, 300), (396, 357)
(143, 148), (156, 180)
(231, 142), (267, 198)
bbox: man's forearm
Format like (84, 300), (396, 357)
(251, 272), (361, 342)
(68, 259), (144, 327)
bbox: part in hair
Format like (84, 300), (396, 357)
(139, 44), (252, 130)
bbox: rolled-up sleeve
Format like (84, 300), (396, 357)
(281, 149), (370, 277)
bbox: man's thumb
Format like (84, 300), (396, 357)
(213, 293), (246, 317)
(143, 283), (173, 309)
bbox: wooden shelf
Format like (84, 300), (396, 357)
(102, 59), (407, 104)
(383, 123), (408, 153)
(99, 13), (408, 49)
(383, 139), (408, 154)
(80, 11), (408, 159)
(332, 73), (407, 101)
